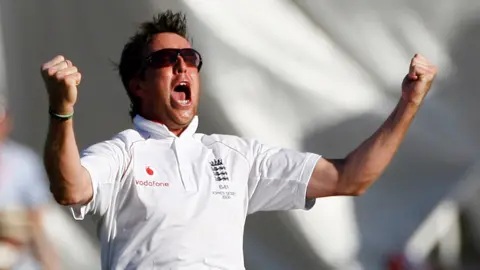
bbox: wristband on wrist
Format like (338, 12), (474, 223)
(49, 107), (74, 120)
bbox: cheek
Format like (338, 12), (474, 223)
(189, 72), (201, 99)
(155, 70), (173, 87)
(145, 70), (172, 99)
(147, 68), (172, 86)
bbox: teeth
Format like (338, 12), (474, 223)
(178, 100), (189, 105)
(179, 82), (187, 86)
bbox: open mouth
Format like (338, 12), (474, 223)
(171, 81), (192, 106)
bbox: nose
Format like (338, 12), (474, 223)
(173, 54), (187, 74)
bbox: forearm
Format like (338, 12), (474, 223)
(307, 54), (437, 198)
(43, 118), (91, 205)
(337, 98), (419, 194)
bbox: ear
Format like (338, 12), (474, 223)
(129, 77), (145, 98)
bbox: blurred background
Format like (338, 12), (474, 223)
(0, 0), (479, 269)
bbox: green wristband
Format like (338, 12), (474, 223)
(49, 107), (74, 120)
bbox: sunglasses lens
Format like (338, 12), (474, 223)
(148, 49), (202, 70)
(150, 49), (178, 68)
(180, 49), (201, 68)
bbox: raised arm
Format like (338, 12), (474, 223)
(307, 54), (438, 198)
(41, 55), (92, 205)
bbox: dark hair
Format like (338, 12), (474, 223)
(119, 10), (188, 119)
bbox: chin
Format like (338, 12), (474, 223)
(170, 111), (195, 126)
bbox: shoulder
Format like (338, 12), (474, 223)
(114, 129), (145, 148)
(200, 133), (249, 148)
(197, 133), (263, 158)
(82, 129), (145, 156)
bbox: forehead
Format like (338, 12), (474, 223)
(148, 33), (191, 53)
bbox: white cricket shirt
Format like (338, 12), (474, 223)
(71, 115), (321, 270)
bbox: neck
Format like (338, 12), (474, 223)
(169, 127), (186, 137)
(165, 125), (187, 137)
(138, 114), (187, 137)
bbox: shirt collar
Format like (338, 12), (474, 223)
(133, 115), (199, 139)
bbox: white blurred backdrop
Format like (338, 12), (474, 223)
(1, 0), (480, 269)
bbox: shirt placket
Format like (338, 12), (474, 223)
(173, 138), (197, 192)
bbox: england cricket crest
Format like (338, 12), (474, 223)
(210, 158), (229, 181)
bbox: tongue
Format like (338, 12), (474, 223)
(172, 91), (186, 101)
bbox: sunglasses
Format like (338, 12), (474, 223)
(144, 48), (203, 71)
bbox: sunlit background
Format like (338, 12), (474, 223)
(1, 0), (480, 269)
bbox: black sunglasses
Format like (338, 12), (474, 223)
(144, 48), (203, 71)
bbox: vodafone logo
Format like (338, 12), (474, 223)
(145, 166), (155, 176)
(135, 180), (169, 187)
(136, 165), (169, 188)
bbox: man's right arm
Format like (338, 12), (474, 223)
(44, 118), (92, 205)
(41, 55), (89, 205)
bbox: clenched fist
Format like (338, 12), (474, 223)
(41, 55), (81, 114)
(401, 54), (438, 106)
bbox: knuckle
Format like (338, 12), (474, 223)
(54, 72), (64, 81)
(47, 67), (57, 77)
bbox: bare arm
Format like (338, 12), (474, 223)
(307, 99), (418, 197)
(44, 118), (92, 205)
(41, 55), (91, 205)
(307, 54), (438, 198)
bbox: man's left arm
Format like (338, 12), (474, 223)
(307, 54), (438, 198)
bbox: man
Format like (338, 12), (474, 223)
(0, 99), (59, 270)
(40, 10), (437, 270)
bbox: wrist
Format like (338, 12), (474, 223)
(49, 106), (74, 121)
(49, 104), (74, 115)
(400, 95), (422, 109)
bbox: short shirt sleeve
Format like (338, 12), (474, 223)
(70, 135), (129, 220)
(247, 141), (321, 214)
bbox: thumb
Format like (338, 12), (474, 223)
(407, 64), (418, 80)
